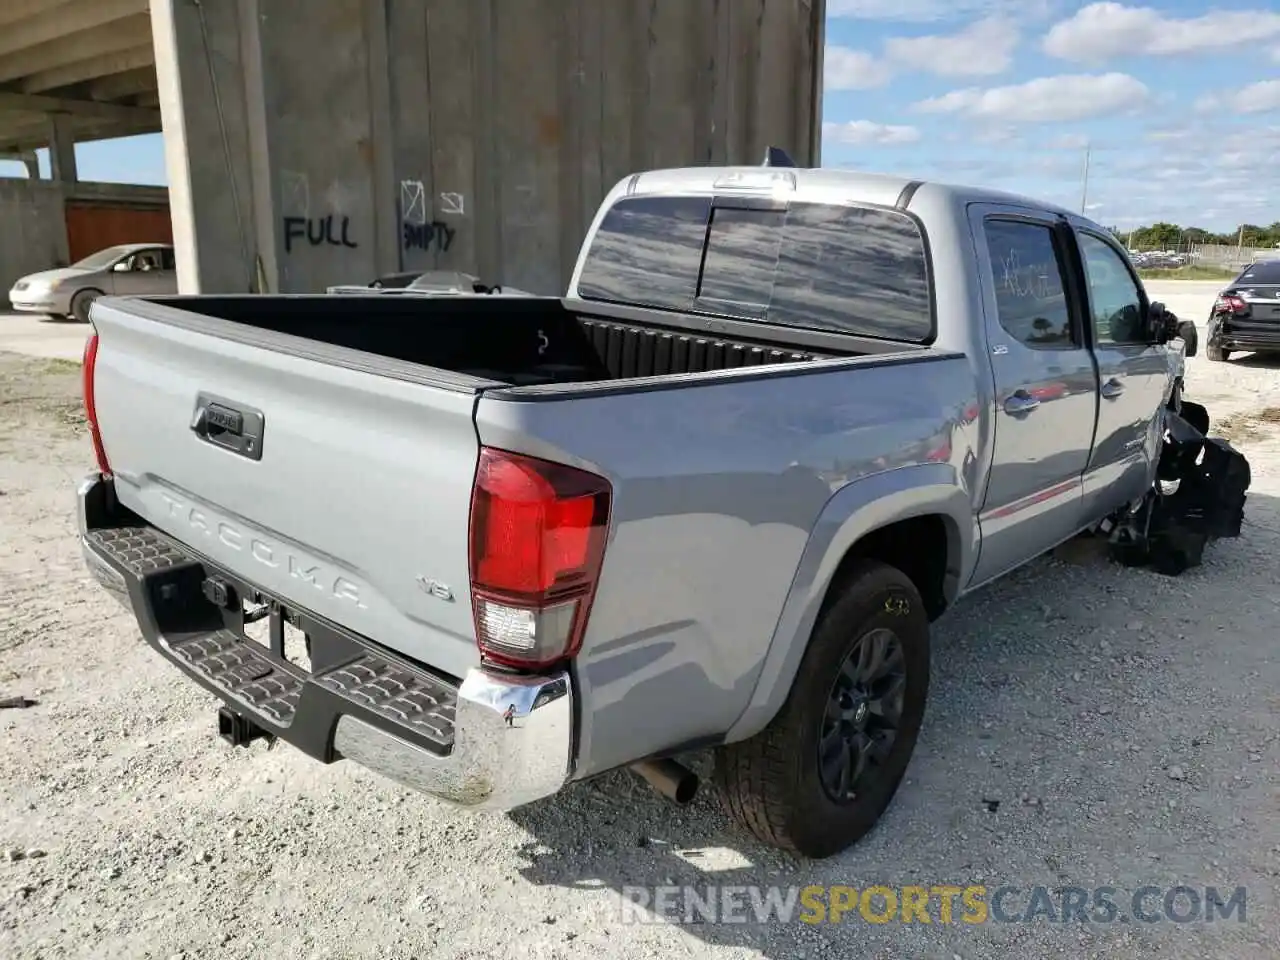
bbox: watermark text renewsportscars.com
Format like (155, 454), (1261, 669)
(619, 884), (1247, 926)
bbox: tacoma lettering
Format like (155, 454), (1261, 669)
(156, 492), (364, 607)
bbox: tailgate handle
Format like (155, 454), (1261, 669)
(191, 393), (264, 461)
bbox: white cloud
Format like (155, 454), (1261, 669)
(995, 123), (1280, 228)
(825, 16), (1021, 87)
(914, 73), (1149, 123)
(971, 126), (1021, 145)
(828, 0), (1054, 22)
(1043, 2), (1280, 63)
(884, 17), (1020, 76)
(823, 120), (922, 145)
(1047, 132), (1090, 150)
(900, 129), (1275, 229)
(1195, 80), (1280, 116)
(824, 47), (888, 90)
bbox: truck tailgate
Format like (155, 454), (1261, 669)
(90, 302), (484, 681)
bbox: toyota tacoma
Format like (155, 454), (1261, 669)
(76, 162), (1244, 858)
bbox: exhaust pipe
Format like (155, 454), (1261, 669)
(630, 758), (699, 805)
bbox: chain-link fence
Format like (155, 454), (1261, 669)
(1190, 243), (1280, 270)
(1125, 241), (1279, 273)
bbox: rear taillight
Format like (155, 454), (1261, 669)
(1215, 295), (1247, 315)
(468, 447), (611, 670)
(81, 329), (111, 477)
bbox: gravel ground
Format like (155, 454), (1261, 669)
(2, 343), (1279, 960)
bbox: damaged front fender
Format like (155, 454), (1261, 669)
(1107, 401), (1251, 576)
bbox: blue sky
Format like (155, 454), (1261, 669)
(2, 0), (1276, 233)
(821, 0), (1280, 231)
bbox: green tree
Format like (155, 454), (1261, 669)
(1130, 222), (1182, 249)
(1122, 221), (1278, 249)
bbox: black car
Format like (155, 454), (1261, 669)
(1206, 259), (1280, 361)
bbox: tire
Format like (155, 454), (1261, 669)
(69, 288), (102, 324)
(1205, 343), (1230, 362)
(713, 559), (931, 858)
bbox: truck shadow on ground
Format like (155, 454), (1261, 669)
(505, 488), (1280, 957)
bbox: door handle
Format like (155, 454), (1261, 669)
(1003, 391), (1041, 415)
(1101, 378), (1125, 399)
(190, 393), (265, 461)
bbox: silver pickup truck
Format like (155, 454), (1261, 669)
(76, 164), (1243, 859)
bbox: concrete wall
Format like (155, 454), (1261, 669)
(0, 178), (68, 303)
(0, 178), (170, 307)
(154, 0), (825, 296)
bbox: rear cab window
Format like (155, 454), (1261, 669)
(576, 195), (934, 343)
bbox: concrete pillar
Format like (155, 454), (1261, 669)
(150, 0), (263, 293)
(152, 0), (824, 296)
(47, 113), (77, 182)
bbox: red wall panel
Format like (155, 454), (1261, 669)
(65, 203), (173, 263)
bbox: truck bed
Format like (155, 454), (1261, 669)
(135, 294), (864, 388)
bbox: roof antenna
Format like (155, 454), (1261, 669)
(761, 146), (797, 168)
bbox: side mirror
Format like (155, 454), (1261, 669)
(112, 261), (130, 272)
(1176, 319), (1198, 357)
(1145, 301), (1173, 344)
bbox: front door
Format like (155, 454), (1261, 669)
(969, 207), (1100, 586)
(109, 248), (175, 295)
(1073, 229), (1172, 516)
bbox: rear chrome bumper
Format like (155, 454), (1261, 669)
(76, 472), (573, 811)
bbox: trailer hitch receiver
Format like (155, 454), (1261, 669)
(217, 707), (270, 747)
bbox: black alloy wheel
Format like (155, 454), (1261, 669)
(818, 627), (906, 803)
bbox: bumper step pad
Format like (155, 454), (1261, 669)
(85, 525), (193, 578)
(171, 628), (303, 725)
(83, 522), (458, 758)
(315, 655), (456, 744)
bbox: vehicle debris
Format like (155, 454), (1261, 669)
(1108, 401), (1251, 576)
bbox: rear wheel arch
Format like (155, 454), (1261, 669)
(820, 513), (958, 623)
(723, 473), (970, 745)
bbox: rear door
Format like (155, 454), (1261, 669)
(968, 206), (1099, 585)
(1071, 228), (1171, 514)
